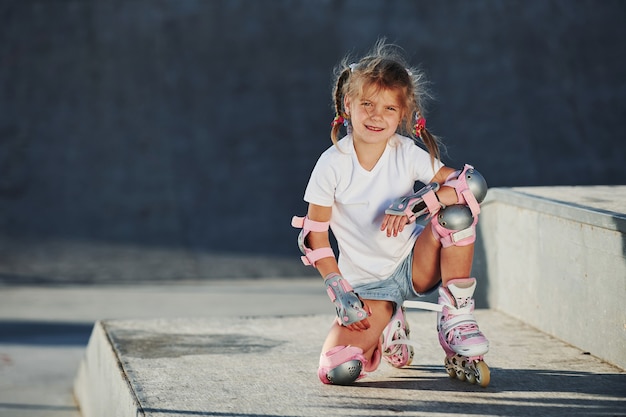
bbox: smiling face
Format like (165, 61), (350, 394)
(344, 85), (404, 147)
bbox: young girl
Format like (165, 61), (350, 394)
(292, 41), (490, 386)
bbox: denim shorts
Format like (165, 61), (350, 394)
(352, 251), (440, 312)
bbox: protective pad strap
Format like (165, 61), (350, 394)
(291, 216), (334, 267)
(421, 190), (442, 220)
(301, 247), (334, 267)
(319, 345), (365, 368)
(444, 164), (481, 217)
(291, 216), (330, 232)
(432, 223), (476, 248)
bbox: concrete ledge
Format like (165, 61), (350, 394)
(74, 321), (142, 417)
(476, 186), (626, 370)
(74, 313), (626, 417)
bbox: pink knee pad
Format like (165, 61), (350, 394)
(430, 204), (478, 248)
(318, 346), (366, 385)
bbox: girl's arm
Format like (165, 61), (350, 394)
(380, 166), (463, 237)
(430, 167), (457, 206)
(305, 203), (340, 279)
(431, 166), (467, 207)
(305, 203), (371, 331)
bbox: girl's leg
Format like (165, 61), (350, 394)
(318, 299), (393, 384)
(410, 226), (474, 290)
(411, 221), (489, 360)
(321, 299), (393, 359)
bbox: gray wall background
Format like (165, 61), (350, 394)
(1, 1), (625, 281)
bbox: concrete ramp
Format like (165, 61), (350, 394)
(74, 312), (626, 417)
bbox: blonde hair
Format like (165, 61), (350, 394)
(330, 39), (442, 166)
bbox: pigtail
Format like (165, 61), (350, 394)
(404, 62), (445, 170)
(413, 110), (442, 169)
(330, 67), (351, 146)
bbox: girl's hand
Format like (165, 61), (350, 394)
(345, 301), (372, 331)
(380, 214), (409, 237)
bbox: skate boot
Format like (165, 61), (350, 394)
(437, 278), (491, 387)
(382, 306), (418, 368)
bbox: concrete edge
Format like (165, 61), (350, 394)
(74, 321), (143, 417)
(483, 187), (626, 233)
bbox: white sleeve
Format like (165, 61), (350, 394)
(303, 153), (337, 207)
(410, 143), (444, 184)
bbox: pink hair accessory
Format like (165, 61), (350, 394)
(331, 114), (345, 127)
(413, 116), (426, 136)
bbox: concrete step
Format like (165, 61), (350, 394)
(475, 186), (626, 369)
(74, 310), (626, 417)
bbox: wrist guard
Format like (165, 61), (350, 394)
(324, 273), (368, 326)
(385, 182), (441, 223)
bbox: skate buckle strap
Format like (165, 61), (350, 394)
(441, 308), (480, 339)
(384, 338), (421, 350)
(383, 316), (421, 351)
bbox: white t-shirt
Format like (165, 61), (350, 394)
(304, 134), (443, 287)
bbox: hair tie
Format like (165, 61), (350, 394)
(412, 116), (426, 136)
(331, 114), (345, 128)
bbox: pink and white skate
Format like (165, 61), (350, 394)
(437, 278), (490, 387)
(382, 306), (418, 368)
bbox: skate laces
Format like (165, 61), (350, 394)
(442, 298), (483, 344)
(446, 321), (481, 343)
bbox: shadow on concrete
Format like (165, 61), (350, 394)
(351, 365), (626, 416)
(141, 412), (293, 417)
(0, 320), (93, 346)
(130, 364), (626, 416)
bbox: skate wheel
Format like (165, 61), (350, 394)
(466, 369), (477, 384)
(406, 346), (414, 367)
(455, 356), (467, 381)
(474, 360), (490, 388)
(446, 359), (456, 378)
(444, 357), (456, 378)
